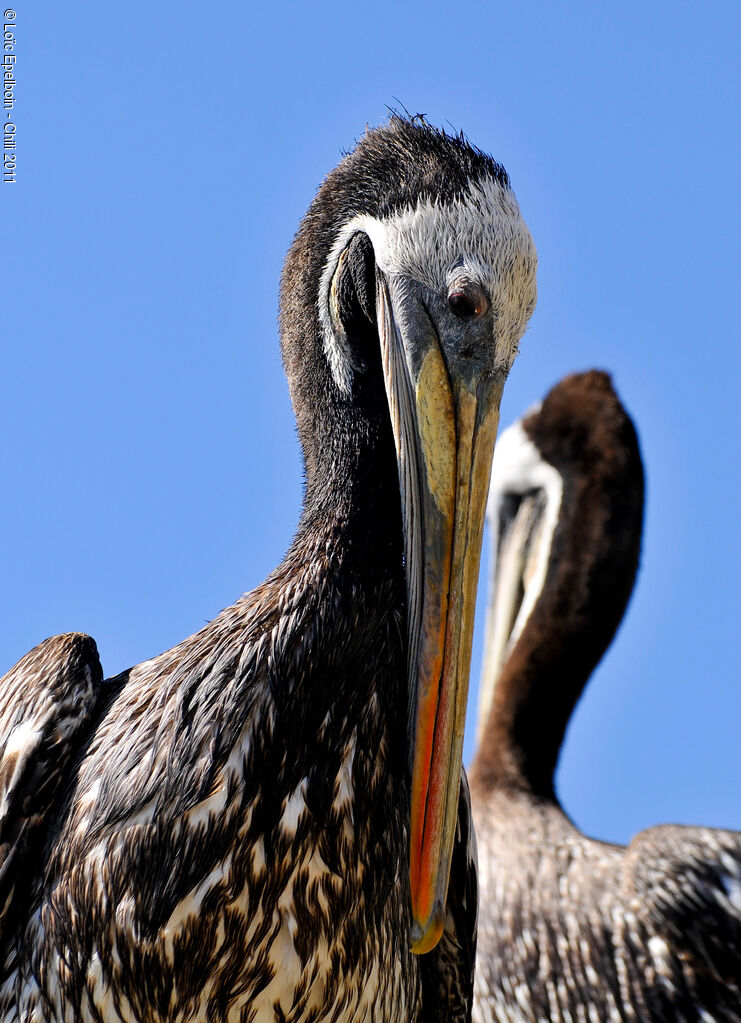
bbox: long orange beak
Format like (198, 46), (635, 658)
(377, 272), (503, 953)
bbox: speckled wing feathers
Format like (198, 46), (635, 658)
(0, 633), (102, 944)
(626, 824), (741, 1019)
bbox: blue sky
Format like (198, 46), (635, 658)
(3, 1), (740, 845)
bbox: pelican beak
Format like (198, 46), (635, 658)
(477, 485), (549, 745)
(376, 272), (503, 954)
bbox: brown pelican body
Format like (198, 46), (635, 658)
(0, 118), (537, 1022)
(471, 371), (741, 1022)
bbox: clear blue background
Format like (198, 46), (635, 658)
(3, 2), (740, 845)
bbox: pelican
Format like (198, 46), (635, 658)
(470, 370), (741, 1022)
(0, 116), (537, 1022)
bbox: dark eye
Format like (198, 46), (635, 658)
(448, 281), (489, 320)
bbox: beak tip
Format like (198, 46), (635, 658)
(409, 906), (445, 955)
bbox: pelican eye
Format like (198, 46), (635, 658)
(447, 282), (489, 321)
